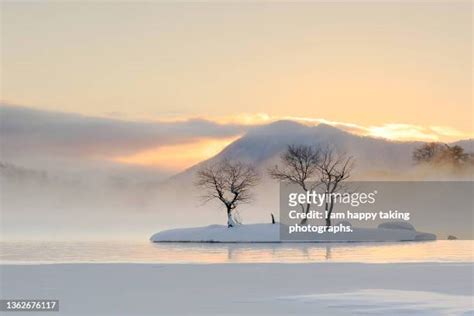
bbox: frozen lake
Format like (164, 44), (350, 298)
(1, 240), (472, 264)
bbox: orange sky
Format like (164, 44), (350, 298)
(113, 136), (240, 171)
(1, 2), (472, 170)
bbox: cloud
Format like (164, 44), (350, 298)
(0, 104), (252, 160)
(245, 115), (471, 142)
(113, 136), (240, 171)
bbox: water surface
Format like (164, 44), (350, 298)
(1, 240), (472, 264)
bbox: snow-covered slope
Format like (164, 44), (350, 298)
(3, 263), (472, 315)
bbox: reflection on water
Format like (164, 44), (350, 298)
(0, 240), (473, 264)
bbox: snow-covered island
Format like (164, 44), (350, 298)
(150, 222), (436, 243)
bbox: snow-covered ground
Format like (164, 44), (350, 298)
(150, 223), (436, 243)
(1, 263), (472, 315)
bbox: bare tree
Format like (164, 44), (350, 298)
(413, 142), (443, 163)
(413, 143), (470, 167)
(269, 145), (321, 223)
(196, 159), (260, 227)
(318, 147), (354, 226)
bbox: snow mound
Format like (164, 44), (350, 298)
(414, 232), (437, 241)
(150, 224), (279, 243)
(378, 221), (415, 231)
(150, 223), (436, 243)
(377, 221), (436, 241)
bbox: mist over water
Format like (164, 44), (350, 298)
(2, 162), (471, 241)
(1, 118), (472, 241)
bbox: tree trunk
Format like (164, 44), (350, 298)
(227, 209), (236, 228)
(325, 195), (334, 227)
(300, 203), (310, 225)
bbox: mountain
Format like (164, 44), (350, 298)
(167, 121), (421, 185)
(453, 139), (474, 152)
(169, 121), (474, 182)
